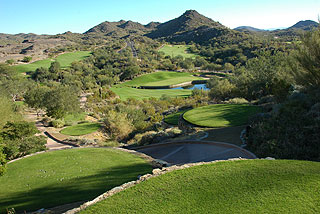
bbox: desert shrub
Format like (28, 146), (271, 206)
(103, 111), (133, 141)
(225, 98), (249, 104)
(22, 56), (32, 63)
(98, 140), (120, 147)
(169, 127), (182, 135)
(128, 131), (157, 146)
(129, 128), (182, 146)
(51, 119), (65, 128)
(5, 59), (15, 65)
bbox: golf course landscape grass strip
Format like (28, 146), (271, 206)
(183, 104), (261, 127)
(110, 87), (192, 100)
(120, 71), (203, 87)
(159, 45), (198, 59)
(60, 122), (101, 136)
(13, 51), (91, 73)
(0, 148), (152, 213)
(80, 159), (320, 214)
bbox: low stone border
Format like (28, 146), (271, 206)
(64, 158), (270, 214)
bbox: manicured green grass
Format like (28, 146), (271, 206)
(0, 148), (152, 213)
(63, 112), (87, 125)
(164, 109), (189, 125)
(81, 160), (320, 214)
(159, 45), (198, 59)
(111, 87), (192, 100)
(13, 51), (91, 73)
(60, 122), (101, 136)
(55, 51), (91, 68)
(183, 104), (260, 127)
(13, 59), (53, 73)
(120, 71), (203, 87)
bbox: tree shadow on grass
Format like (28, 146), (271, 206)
(0, 163), (152, 213)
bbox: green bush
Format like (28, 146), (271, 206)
(0, 145), (6, 176)
(246, 94), (320, 161)
(5, 59), (15, 65)
(22, 56), (32, 63)
(51, 119), (65, 128)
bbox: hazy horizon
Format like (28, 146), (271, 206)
(1, 0), (319, 35)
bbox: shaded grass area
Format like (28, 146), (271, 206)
(204, 126), (246, 146)
(13, 51), (91, 73)
(120, 71), (203, 87)
(164, 109), (189, 125)
(110, 87), (192, 100)
(81, 160), (320, 214)
(159, 45), (198, 59)
(0, 148), (152, 213)
(60, 122), (101, 136)
(184, 104), (260, 128)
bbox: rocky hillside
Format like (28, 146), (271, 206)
(85, 20), (159, 37)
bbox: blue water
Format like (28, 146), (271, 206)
(172, 84), (209, 90)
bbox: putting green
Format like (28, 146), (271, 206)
(120, 71), (203, 87)
(60, 122), (101, 136)
(183, 104), (260, 127)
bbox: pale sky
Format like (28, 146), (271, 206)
(1, 0), (319, 34)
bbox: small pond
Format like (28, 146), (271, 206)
(172, 84), (209, 90)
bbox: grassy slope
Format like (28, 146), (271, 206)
(159, 45), (198, 59)
(164, 109), (189, 125)
(81, 160), (320, 214)
(120, 71), (203, 87)
(110, 87), (192, 100)
(13, 51), (91, 73)
(60, 122), (101, 136)
(183, 104), (260, 127)
(0, 148), (152, 213)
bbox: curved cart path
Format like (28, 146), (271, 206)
(134, 141), (256, 165)
(24, 110), (73, 150)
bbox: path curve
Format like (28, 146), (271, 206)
(134, 140), (256, 165)
(24, 110), (73, 150)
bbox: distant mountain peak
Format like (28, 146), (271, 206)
(183, 10), (200, 16)
(146, 10), (228, 43)
(234, 26), (265, 32)
(289, 20), (318, 31)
